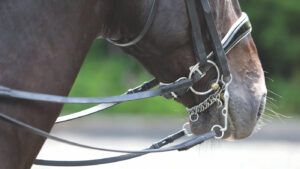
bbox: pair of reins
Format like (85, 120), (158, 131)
(0, 0), (252, 167)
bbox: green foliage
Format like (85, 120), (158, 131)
(267, 73), (300, 115)
(241, 0), (300, 76)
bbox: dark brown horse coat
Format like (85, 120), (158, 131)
(0, 1), (266, 169)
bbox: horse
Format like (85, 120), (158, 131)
(0, 0), (267, 168)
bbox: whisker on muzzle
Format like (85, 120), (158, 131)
(265, 76), (274, 83)
(267, 96), (279, 102)
(266, 99), (279, 109)
(267, 89), (283, 98)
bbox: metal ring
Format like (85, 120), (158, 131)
(188, 60), (220, 95)
(211, 125), (225, 139)
(189, 113), (199, 123)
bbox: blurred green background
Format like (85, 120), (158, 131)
(63, 0), (300, 116)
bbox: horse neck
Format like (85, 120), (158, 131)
(0, 1), (113, 169)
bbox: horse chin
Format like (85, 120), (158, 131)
(189, 85), (267, 140)
(189, 106), (255, 140)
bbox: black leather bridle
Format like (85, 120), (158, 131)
(0, 0), (252, 167)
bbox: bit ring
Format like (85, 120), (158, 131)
(188, 60), (220, 95)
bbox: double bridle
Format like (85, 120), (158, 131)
(0, 0), (252, 167)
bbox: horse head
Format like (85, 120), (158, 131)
(106, 0), (267, 139)
(0, 0), (267, 168)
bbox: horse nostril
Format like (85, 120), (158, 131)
(257, 94), (267, 120)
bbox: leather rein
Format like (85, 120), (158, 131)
(0, 0), (252, 167)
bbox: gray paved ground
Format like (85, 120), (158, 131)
(32, 115), (300, 169)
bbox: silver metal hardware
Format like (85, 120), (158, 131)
(188, 60), (220, 95)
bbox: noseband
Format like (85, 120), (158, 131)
(0, 0), (252, 167)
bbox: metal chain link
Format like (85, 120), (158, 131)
(187, 86), (225, 122)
